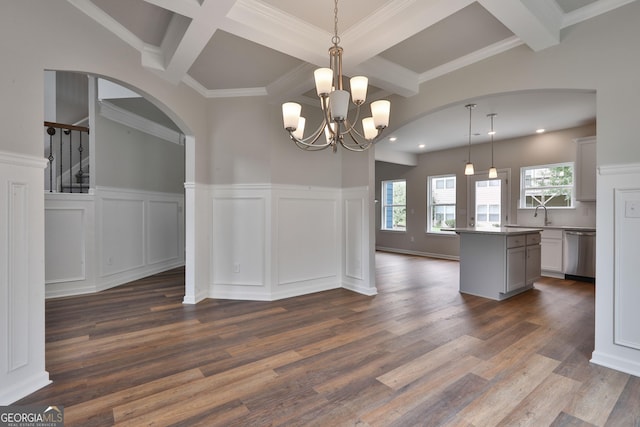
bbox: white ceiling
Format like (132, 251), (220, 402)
(70, 0), (635, 153)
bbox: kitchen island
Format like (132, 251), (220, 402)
(452, 227), (542, 300)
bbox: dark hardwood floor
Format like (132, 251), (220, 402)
(17, 252), (640, 426)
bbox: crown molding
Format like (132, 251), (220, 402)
(562, 0), (638, 27)
(419, 36), (524, 83)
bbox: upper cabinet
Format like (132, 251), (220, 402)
(575, 136), (596, 201)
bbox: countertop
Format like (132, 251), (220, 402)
(448, 227), (543, 235)
(504, 224), (596, 232)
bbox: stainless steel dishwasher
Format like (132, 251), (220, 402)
(564, 230), (596, 280)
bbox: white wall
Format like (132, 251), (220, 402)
(95, 109), (185, 193)
(209, 184), (374, 300)
(44, 188), (185, 298)
(592, 164), (640, 376)
(0, 152), (50, 404)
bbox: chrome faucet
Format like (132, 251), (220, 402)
(534, 204), (550, 226)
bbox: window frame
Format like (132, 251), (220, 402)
(520, 162), (575, 209)
(381, 179), (407, 232)
(427, 174), (457, 234)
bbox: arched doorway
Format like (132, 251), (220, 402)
(43, 71), (195, 301)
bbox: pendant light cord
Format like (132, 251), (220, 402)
(468, 106), (472, 161)
(490, 114), (494, 162)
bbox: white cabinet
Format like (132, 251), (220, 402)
(507, 246), (526, 292)
(575, 136), (596, 201)
(526, 244), (541, 284)
(458, 229), (541, 300)
(506, 233), (530, 293)
(540, 229), (563, 277)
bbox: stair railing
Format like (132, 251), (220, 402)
(44, 121), (90, 193)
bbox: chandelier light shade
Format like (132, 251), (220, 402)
(464, 104), (476, 175)
(281, 0), (390, 152)
(488, 113), (498, 179)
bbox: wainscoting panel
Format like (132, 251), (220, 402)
(614, 188), (640, 350)
(276, 196), (338, 287)
(147, 200), (180, 265)
(0, 151), (50, 405)
(7, 182), (29, 371)
(344, 197), (364, 281)
(342, 187), (376, 296)
(208, 185), (373, 301)
(591, 163), (640, 377)
(212, 196), (266, 288)
(100, 197), (145, 276)
(95, 187), (184, 293)
(44, 187), (184, 298)
(45, 207), (86, 283)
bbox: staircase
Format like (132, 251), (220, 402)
(44, 121), (90, 193)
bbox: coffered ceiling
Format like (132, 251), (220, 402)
(68, 0), (636, 153)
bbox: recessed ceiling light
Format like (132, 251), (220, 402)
(388, 137), (397, 143)
(418, 144), (426, 149)
(536, 128), (545, 133)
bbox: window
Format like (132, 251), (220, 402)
(474, 177), (503, 228)
(381, 180), (406, 231)
(521, 163), (574, 208)
(428, 175), (456, 233)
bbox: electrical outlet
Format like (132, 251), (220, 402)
(625, 200), (640, 218)
(233, 263), (240, 273)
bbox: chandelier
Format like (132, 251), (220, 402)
(281, 0), (390, 152)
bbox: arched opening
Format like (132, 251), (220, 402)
(43, 70), (195, 302)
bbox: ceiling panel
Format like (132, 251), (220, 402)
(188, 30), (304, 90)
(378, 2), (514, 73)
(68, 0), (634, 156)
(261, 0), (391, 33)
(92, 0), (174, 46)
(555, 0), (600, 13)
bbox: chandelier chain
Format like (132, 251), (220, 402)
(332, 0), (340, 45)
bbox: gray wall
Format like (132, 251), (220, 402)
(375, 124), (596, 257)
(94, 111), (185, 194)
(208, 96), (347, 187)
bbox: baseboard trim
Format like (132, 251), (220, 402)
(591, 350), (640, 377)
(376, 247), (460, 261)
(342, 282), (378, 296)
(45, 261), (185, 299)
(0, 371), (50, 405)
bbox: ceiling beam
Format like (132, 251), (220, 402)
(478, 0), (562, 51)
(352, 56), (419, 98)
(140, 0), (201, 18)
(342, 0), (475, 66)
(159, 0), (236, 84)
(223, 0), (328, 67)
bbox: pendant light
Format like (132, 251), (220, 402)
(488, 113), (498, 179)
(464, 104), (476, 175)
